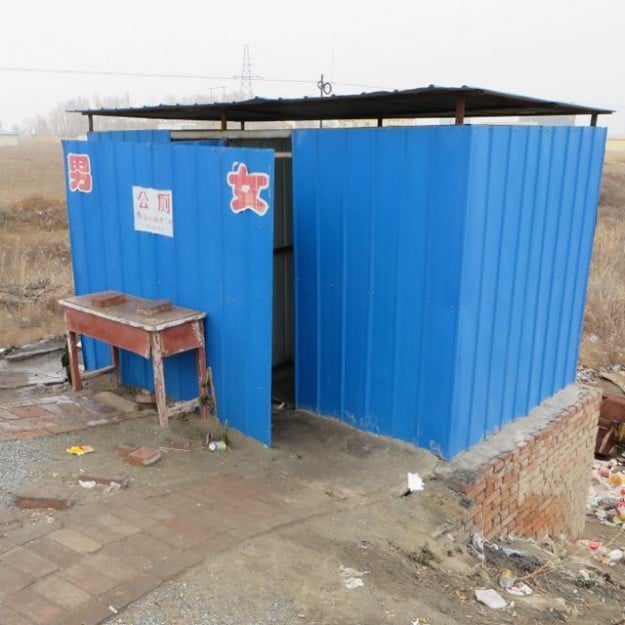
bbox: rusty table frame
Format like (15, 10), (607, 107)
(59, 293), (208, 427)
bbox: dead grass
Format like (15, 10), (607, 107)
(579, 151), (625, 369)
(0, 137), (71, 348)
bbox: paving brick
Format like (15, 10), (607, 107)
(165, 515), (215, 541)
(1, 546), (58, 577)
(145, 522), (199, 549)
(8, 404), (55, 419)
(51, 600), (113, 625)
(0, 502), (18, 524)
(100, 572), (160, 613)
(95, 512), (141, 536)
(32, 575), (92, 610)
(115, 442), (139, 458)
(148, 546), (206, 580)
(0, 604), (32, 625)
(105, 501), (161, 529)
(132, 498), (176, 521)
(49, 528), (102, 554)
(0, 406), (21, 420)
(60, 561), (119, 594)
(8, 518), (62, 545)
(128, 446), (162, 466)
(3, 588), (64, 625)
(29, 536), (83, 568)
(102, 538), (155, 571)
(15, 483), (74, 510)
(0, 563), (35, 593)
(82, 553), (139, 582)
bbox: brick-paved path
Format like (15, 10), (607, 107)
(0, 387), (347, 624)
(0, 473), (339, 625)
(0, 392), (142, 441)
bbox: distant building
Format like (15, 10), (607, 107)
(0, 131), (18, 147)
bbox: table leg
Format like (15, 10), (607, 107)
(65, 312), (82, 391)
(151, 333), (168, 428)
(110, 345), (120, 385)
(196, 329), (208, 419)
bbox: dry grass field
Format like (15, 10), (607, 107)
(0, 136), (71, 346)
(0, 135), (624, 372)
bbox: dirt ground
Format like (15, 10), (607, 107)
(1, 351), (625, 625)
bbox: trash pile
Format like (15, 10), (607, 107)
(587, 458), (625, 526)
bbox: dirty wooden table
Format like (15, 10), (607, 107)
(58, 291), (208, 427)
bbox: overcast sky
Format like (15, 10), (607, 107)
(0, 0), (623, 134)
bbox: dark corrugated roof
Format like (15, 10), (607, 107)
(76, 85), (612, 123)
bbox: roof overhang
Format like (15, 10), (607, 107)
(74, 85), (613, 127)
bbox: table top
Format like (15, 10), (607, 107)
(59, 292), (206, 331)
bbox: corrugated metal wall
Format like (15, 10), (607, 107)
(63, 139), (274, 445)
(228, 137), (294, 368)
(292, 125), (606, 458)
(451, 125), (606, 453)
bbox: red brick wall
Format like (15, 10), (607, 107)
(436, 385), (601, 540)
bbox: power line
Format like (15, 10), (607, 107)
(0, 64), (390, 91)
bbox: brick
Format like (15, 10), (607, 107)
(51, 600), (113, 625)
(128, 446), (162, 466)
(32, 575), (92, 610)
(1, 546), (58, 577)
(3, 588), (64, 625)
(90, 291), (126, 307)
(49, 528), (102, 554)
(29, 536), (82, 568)
(8, 404), (55, 419)
(118, 497), (176, 521)
(15, 483), (74, 510)
(100, 572), (160, 611)
(81, 553), (139, 582)
(0, 502), (18, 524)
(95, 512), (140, 537)
(148, 546), (206, 580)
(60, 561), (119, 595)
(0, 563), (35, 593)
(115, 442), (139, 458)
(78, 474), (129, 489)
(0, 604), (32, 625)
(136, 299), (172, 315)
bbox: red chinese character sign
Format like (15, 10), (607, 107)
(67, 153), (93, 193)
(132, 185), (174, 237)
(227, 162), (270, 216)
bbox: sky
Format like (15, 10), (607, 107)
(0, 0), (624, 134)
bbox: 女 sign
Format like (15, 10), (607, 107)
(227, 162), (270, 216)
(132, 185), (174, 237)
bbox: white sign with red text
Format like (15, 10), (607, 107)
(132, 185), (174, 237)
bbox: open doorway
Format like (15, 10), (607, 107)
(270, 147), (295, 406)
(225, 133), (295, 407)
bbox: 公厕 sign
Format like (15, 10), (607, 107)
(132, 185), (173, 237)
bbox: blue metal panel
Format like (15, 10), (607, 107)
(293, 126), (471, 453)
(450, 126), (606, 457)
(87, 129), (172, 143)
(62, 140), (274, 445)
(292, 125), (606, 459)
